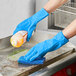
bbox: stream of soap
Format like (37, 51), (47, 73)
(7, 40), (38, 61)
(7, 49), (29, 61)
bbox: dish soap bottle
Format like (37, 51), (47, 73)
(10, 31), (27, 47)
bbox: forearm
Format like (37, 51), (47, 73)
(44, 0), (67, 13)
(63, 19), (76, 39)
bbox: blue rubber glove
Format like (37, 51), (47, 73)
(13, 8), (49, 41)
(23, 31), (69, 61)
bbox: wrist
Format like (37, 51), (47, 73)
(54, 31), (69, 44)
(43, 7), (51, 13)
(62, 30), (69, 39)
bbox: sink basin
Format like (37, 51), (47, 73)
(0, 30), (55, 55)
(59, 5), (76, 13)
(0, 30), (75, 76)
(0, 30), (75, 56)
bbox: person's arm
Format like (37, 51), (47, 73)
(44, 0), (68, 13)
(63, 19), (76, 39)
(13, 0), (68, 41)
(23, 20), (76, 62)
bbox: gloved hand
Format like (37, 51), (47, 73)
(23, 31), (69, 61)
(13, 8), (49, 41)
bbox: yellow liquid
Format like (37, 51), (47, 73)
(10, 31), (27, 48)
(10, 38), (24, 47)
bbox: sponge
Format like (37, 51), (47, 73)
(18, 56), (45, 65)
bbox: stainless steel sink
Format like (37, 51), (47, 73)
(0, 30), (75, 55)
(48, 8), (76, 29)
(0, 30), (76, 76)
(0, 0), (76, 75)
(0, 36), (11, 50)
(48, 1), (76, 30)
(65, 2), (76, 8)
(59, 5), (76, 13)
(0, 31), (55, 55)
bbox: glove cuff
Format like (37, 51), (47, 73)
(54, 31), (69, 45)
(32, 8), (49, 23)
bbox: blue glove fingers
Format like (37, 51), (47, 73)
(30, 54), (40, 61)
(13, 26), (23, 35)
(18, 56), (45, 65)
(25, 51), (37, 61)
(24, 47), (34, 59)
(27, 26), (36, 42)
(27, 31), (33, 42)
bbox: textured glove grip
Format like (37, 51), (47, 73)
(32, 8), (49, 23)
(54, 31), (69, 45)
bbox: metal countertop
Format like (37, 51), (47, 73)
(0, 30), (76, 76)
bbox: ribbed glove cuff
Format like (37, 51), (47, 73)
(32, 8), (49, 23)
